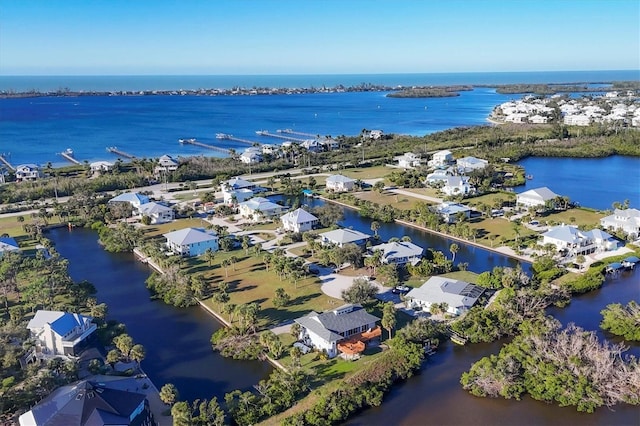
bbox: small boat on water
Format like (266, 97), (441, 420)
(178, 138), (197, 144)
(526, 174), (534, 180)
(64, 148), (74, 156)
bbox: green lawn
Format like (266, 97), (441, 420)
(353, 191), (423, 210)
(339, 165), (392, 180)
(194, 253), (340, 329)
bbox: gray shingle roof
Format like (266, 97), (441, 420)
(295, 304), (380, 342)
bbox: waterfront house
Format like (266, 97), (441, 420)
(436, 202), (472, 224)
(15, 164), (41, 181)
(600, 208), (640, 239)
(238, 197), (286, 221)
(427, 150), (454, 168)
(280, 208), (319, 233)
(108, 192), (150, 211)
(222, 187), (254, 205)
(540, 225), (618, 256)
(138, 201), (174, 224)
(27, 310), (97, 357)
(319, 228), (371, 248)
(405, 276), (485, 316)
(155, 154), (179, 173)
(222, 176), (256, 191)
(89, 160), (114, 173)
(456, 156), (488, 174)
(325, 174), (356, 192)
(0, 236), (20, 258)
(294, 304), (381, 358)
(395, 152), (422, 169)
(240, 148), (263, 164)
(441, 176), (473, 196)
(366, 130), (384, 140)
(529, 114), (549, 124)
(516, 187), (559, 209)
(18, 377), (153, 426)
(163, 227), (219, 257)
(369, 241), (424, 265)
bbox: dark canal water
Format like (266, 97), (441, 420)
(516, 155), (640, 211)
(47, 169), (639, 424)
(48, 227), (273, 403)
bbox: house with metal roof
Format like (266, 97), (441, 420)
(18, 377), (152, 426)
(600, 208), (640, 239)
(441, 176), (473, 196)
(89, 161), (114, 173)
(540, 225), (618, 256)
(405, 276), (485, 316)
(0, 236), (20, 258)
(294, 304), (380, 358)
(456, 156), (488, 174)
(238, 197), (286, 221)
(222, 176), (256, 191)
(15, 164), (42, 181)
(27, 310), (97, 357)
(222, 187), (254, 205)
(163, 227), (219, 257)
(138, 201), (174, 224)
(369, 241), (424, 265)
(516, 187), (559, 209)
(319, 228), (371, 247)
(436, 202), (472, 224)
(427, 150), (454, 168)
(395, 152), (422, 169)
(108, 192), (150, 210)
(325, 174), (356, 192)
(280, 208), (319, 233)
(155, 154), (179, 174)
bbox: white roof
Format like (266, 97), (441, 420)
(225, 176), (255, 189)
(281, 208), (318, 224)
(320, 228), (371, 244)
(163, 227), (218, 245)
(518, 187), (559, 202)
(406, 276), (485, 311)
(138, 201), (173, 215)
(370, 241), (424, 261)
(326, 174), (355, 184)
(239, 197), (284, 212)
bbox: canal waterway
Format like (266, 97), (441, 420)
(515, 155), (640, 211)
(47, 182), (638, 423)
(48, 227), (273, 403)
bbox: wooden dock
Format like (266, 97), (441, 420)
(278, 128), (318, 138)
(179, 138), (231, 154)
(0, 154), (15, 171)
(215, 133), (257, 146)
(106, 146), (136, 159)
(255, 130), (307, 143)
(60, 150), (81, 165)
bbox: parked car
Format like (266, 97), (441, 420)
(392, 285), (411, 294)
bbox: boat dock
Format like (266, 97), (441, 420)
(278, 128), (318, 138)
(179, 138), (230, 154)
(0, 154), (15, 171)
(215, 133), (257, 146)
(106, 146), (136, 159)
(255, 130), (307, 143)
(60, 149), (81, 165)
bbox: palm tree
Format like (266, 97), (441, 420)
(221, 259), (231, 277)
(449, 243), (459, 264)
(370, 221), (380, 238)
(204, 248), (216, 266)
(130, 344), (146, 368)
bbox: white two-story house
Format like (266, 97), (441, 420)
(27, 310), (97, 357)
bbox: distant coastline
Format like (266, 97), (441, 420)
(1, 80), (637, 100)
(0, 70), (637, 93)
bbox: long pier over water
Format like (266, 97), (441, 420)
(255, 130), (307, 143)
(215, 133), (257, 146)
(179, 138), (231, 154)
(0, 154), (15, 171)
(107, 147), (136, 159)
(60, 150), (81, 165)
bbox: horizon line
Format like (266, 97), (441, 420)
(1, 69), (639, 78)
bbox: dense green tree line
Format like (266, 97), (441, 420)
(600, 301), (640, 341)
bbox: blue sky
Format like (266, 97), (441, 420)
(1, 0), (638, 75)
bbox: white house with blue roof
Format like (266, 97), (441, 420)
(0, 236), (20, 258)
(108, 192), (150, 211)
(27, 310), (97, 357)
(164, 227), (219, 257)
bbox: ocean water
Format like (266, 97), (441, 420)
(0, 70), (637, 168)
